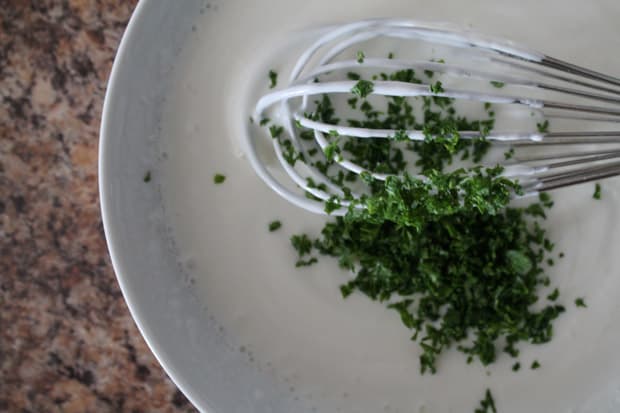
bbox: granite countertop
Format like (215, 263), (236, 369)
(1, 2), (196, 412)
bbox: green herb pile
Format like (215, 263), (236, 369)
(295, 169), (563, 374)
(263, 64), (567, 407)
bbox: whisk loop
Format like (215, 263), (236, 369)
(245, 19), (620, 215)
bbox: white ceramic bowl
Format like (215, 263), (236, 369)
(99, 2), (307, 412)
(100, 1), (620, 412)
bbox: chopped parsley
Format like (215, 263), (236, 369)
(269, 125), (284, 139)
(291, 234), (312, 256)
(547, 288), (560, 301)
(268, 220), (282, 232)
(351, 80), (374, 98)
(593, 183), (601, 200)
(251, 64), (580, 405)
(475, 389), (497, 413)
(143, 171), (151, 183)
(356, 50), (365, 64)
(490, 81), (505, 88)
(213, 173), (226, 184)
(429, 80), (444, 94)
(301, 171), (564, 374)
(268, 70), (278, 89)
(537, 120), (550, 133)
(575, 297), (587, 308)
(296, 257), (318, 267)
(531, 360), (541, 370)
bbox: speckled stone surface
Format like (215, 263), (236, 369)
(0, 2), (196, 412)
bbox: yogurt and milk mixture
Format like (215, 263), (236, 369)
(160, 0), (620, 411)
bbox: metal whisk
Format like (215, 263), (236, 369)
(245, 19), (620, 215)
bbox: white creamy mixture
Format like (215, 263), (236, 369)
(160, 1), (620, 411)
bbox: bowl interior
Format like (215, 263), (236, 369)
(99, 2), (305, 412)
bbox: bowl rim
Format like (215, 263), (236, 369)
(98, 1), (207, 411)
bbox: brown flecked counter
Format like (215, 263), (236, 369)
(0, 2), (196, 412)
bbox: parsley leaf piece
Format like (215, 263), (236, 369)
(269, 125), (284, 139)
(296, 257), (318, 267)
(213, 174), (226, 184)
(547, 288), (560, 301)
(537, 120), (550, 133)
(356, 50), (365, 64)
(268, 70), (278, 88)
(474, 389), (497, 413)
(268, 220), (282, 232)
(351, 80), (374, 98)
(593, 183), (602, 200)
(575, 297), (587, 308)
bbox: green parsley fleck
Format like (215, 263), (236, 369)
(504, 147), (515, 160)
(259, 117), (270, 126)
(392, 129), (409, 141)
(547, 288), (560, 301)
(356, 50), (365, 64)
(506, 250), (533, 275)
(213, 173), (226, 184)
(490, 81), (505, 88)
(268, 220), (282, 232)
(575, 297), (587, 308)
(537, 120), (550, 133)
(323, 137), (342, 161)
(269, 125), (284, 139)
(351, 80), (374, 98)
(531, 360), (541, 370)
(475, 389), (497, 413)
(268, 70), (278, 89)
(296, 257), (318, 267)
(593, 183), (602, 200)
(429, 80), (444, 94)
(143, 171), (151, 183)
(388, 52), (394, 59)
(512, 362), (521, 372)
(291, 234), (312, 256)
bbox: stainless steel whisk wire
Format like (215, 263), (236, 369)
(245, 19), (620, 214)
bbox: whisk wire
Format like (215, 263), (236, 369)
(247, 19), (620, 214)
